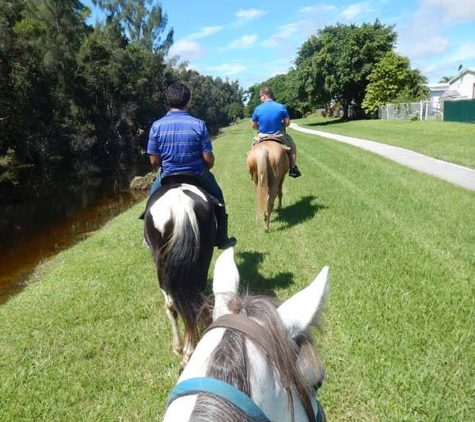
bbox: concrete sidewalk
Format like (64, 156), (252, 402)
(290, 123), (475, 191)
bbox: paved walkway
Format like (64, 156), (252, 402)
(290, 123), (475, 191)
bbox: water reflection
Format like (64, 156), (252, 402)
(0, 172), (148, 304)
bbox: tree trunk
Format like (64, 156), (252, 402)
(342, 95), (349, 121)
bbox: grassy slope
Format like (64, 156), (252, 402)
(295, 115), (475, 169)
(1, 121), (474, 421)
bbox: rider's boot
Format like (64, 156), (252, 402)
(215, 206), (237, 249)
(289, 165), (302, 178)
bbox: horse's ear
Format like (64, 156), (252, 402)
(212, 248), (240, 320)
(277, 266), (329, 339)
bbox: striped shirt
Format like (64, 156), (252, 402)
(147, 110), (212, 176)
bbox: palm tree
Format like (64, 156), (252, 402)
(438, 76), (453, 83)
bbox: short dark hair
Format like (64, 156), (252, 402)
(166, 82), (191, 108)
(259, 86), (274, 99)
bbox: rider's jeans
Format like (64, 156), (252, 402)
(149, 169), (225, 205)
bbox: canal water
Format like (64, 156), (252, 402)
(0, 170), (149, 304)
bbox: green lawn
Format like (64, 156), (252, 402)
(295, 115), (475, 169)
(1, 121), (474, 421)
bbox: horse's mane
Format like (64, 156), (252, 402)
(190, 293), (321, 422)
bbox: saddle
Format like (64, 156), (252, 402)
(160, 173), (222, 207)
(138, 172), (222, 220)
(161, 172), (203, 187)
(251, 135), (291, 151)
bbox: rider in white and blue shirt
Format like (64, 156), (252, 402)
(146, 82), (236, 249)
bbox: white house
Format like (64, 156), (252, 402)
(427, 82), (449, 107)
(427, 67), (475, 107)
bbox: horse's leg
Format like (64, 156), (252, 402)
(161, 289), (183, 356)
(253, 181), (260, 223)
(180, 329), (195, 369)
(265, 194), (275, 232)
(277, 177), (285, 210)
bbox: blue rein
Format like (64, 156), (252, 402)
(167, 377), (324, 421)
(167, 377), (269, 421)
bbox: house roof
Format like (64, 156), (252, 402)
(440, 90), (461, 99)
(427, 83), (449, 91)
(449, 67), (475, 84)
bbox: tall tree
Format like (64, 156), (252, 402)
(362, 51), (429, 115)
(167, 67), (244, 135)
(2, 0), (90, 178)
(295, 20), (397, 119)
(22, 0), (89, 87)
(92, 0), (173, 53)
(0, 0), (23, 144)
(245, 72), (304, 118)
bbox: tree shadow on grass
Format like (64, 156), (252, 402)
(304, 118), (345, 128)
(236, 251), (294, 297)
(274, 195), (328, 231)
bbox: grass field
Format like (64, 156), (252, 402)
(1, 121), (474, 421)
(296, 115), (475, 169)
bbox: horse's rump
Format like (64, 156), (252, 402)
(145, 184), (215, 289)
(247, 142), (289, 224)
(144, 183), (216, 349)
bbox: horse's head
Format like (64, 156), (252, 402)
(165, 248), (329, 422)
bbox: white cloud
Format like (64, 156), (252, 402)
(298, 5), (336, 14)
(341, 2), (372, 20)
(205, 63), (247, 76)
(188, 26), (223, 40)
(168, 26), (223, 62)
(396, 5), (450, 61)
(168, 38), (206, 61)
(262, 23), (299, 47)
(400, 35), (450, 59)
(451, 41), (475, 63)
(236, 9), (267, 20)
(222, 34), (258, 50)
(421, 63), (438, 75)
(421, 0), (475, 23)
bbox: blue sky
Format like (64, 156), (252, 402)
(84, 0), (475, 90)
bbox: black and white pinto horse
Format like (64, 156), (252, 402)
(144, 174), (217, 369)
(165, 248), (329, 422)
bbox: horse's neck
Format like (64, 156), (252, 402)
(164, 329), (226, 421)
(179, 329), (226, 380)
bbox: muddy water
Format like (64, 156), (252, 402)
(0, 175), (148, 304)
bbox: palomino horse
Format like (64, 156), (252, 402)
(247, 139), (290, 232)
(164, 248), (329, 422)
(143, 174), (217, 369)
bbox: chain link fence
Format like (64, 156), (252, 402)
(379, 101), (442, 121)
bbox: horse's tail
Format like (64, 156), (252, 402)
(255, 145), (270, 218)
(148, 188), (206, 342)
